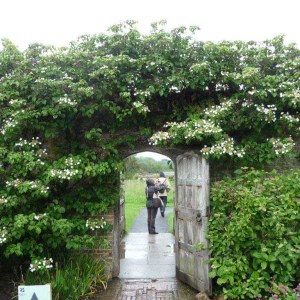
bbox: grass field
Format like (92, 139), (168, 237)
(123, 179), (174, 232)
(167, 211), (174, 234)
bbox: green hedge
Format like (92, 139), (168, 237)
(208, 168), (300, 299)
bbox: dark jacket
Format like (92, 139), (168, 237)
(145, 185), (162, 208)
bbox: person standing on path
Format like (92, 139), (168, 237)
(145, 178), (162, 234)
(156, 172), (171, 218)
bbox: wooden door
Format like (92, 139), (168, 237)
(174, 152), (211, 295)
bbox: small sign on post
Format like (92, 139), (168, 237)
(18, 284), (52, 300)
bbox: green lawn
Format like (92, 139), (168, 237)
(123, 179), (174, 232)
(167, 211), (174, 234)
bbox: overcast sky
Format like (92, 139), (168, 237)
(1, 0), (300, 50)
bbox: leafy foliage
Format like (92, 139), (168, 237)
(0, 20), (300, 277)
(24, 255), (107, 300)
(208, 168), (300, 299)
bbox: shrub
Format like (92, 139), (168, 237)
(207, 168), (300, 299)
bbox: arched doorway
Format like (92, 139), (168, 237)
(115, 147), (212, 295)
(119, 151), (175, 279)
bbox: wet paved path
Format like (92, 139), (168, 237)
(98, 207), (198, 299)
(119, 233), (175, 278)
(130, 207), (173, 233)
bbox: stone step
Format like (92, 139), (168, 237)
(100, 278), (197, 300)
(116, 279), (178, 300)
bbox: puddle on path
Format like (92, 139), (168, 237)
(88, 217), (199, 299)
(119, 233), (176, 278)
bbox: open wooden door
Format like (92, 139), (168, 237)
(174, 152), (211, 295)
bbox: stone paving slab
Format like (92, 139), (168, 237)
(95, 206), (199, 299)
(120, 262), (175, 278)
(130, 207), (173, 233)
(100, 278), (198, 300)
(122, 233), (175, 244)
(119, 233), (175, 279)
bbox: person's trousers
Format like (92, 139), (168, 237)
(147, 207), (158, 233)
(159, 196), (167, 213)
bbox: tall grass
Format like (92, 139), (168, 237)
(167, 211), (174, 234)
(123, 178), (174, 232)
(23, 255), (107, 300)
(123, 179), (146, 232)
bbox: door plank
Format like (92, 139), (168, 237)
(175, 152), (211, 295)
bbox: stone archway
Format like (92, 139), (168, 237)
(113, 143), (212, 295)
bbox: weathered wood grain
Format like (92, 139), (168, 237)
(174, 152), (211, 295)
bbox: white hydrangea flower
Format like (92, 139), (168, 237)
(0, 227), (7, 244)
(0, 117), (19, 135)
(57, 94), (77, 106)
(29, 257), (53, 272)
(201, 138), (245, 158)
(86, 217), (107, 231)
(268, 137), (295, 155)
(50, 157), (81, 180)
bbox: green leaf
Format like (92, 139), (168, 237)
(217, 278), (227, 285)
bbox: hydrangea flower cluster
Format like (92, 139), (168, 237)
(0, 71), (14, 81)
(203, 99), (236, 119)
(33, 213), (47, 221)
(268, 137), (295, 155)
(5, 179), (49, 194)
(279, 112), (300, 123)
(149, 131), (171, 146)
(15, 138), (48, 164)
(9, 99), (24, 106)
(133, 90), (151, 98)
(50, 157), (81, 180)
(150, 119), (223, 146)
(29, 258), (53, 272)
(0, 197), (8, 204)
(86, 217), (107, 231)
(0, 227), (7, 244)
(169, 86), (180, 93)
(189, 62), (210, 73)
(145, 61), (164, 73)
(255, 104), (277, 123)
(241, 100), (252, 108)
(57, 95), (77, 106)
(34, 78), (57, 84)
(15, 137), (42, 148)
(6, 179), (22, 188)
(185, 120), (222, 139)
(201, 138), (245, 158)
(215, 83), (229, 92)
(248, 89), (256, 96)
(279, 89), (300, 107)
(133, 101), (149, 113)
(40, 186), (50, 194)
(0, 117), (19, 134)
(241, 101), (279, 123)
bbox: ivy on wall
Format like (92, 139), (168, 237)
(0, 20), (299, 271)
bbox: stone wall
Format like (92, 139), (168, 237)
(210, 140), (300, 182)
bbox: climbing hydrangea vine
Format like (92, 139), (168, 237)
(0, 20), (299, 271)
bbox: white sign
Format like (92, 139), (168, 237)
(18, 284), (51, 300)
